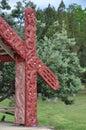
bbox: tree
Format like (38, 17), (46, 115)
(0, 62), (15, 102)
(0, 0), (15, 27)
(43, 4), (57, 37)
(44, 4), (57, 27)
(37, 25), (85, 104)
(45, 21), (59, 38)
(57, 0), (68, 32)
(67, 4), (86, 82)
(36, 4), (57, 39)
(36, 8), (46, 40)
(0, 0), (11, 10)
(67, 4), (79, 38)
(11, 0), (36, 25)
(78, 12), (86, 82)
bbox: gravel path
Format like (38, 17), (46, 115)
(0, 122), (54, 130)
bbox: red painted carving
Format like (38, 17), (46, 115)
(0, 55), (24, 62)
(0, 55), (13, 62)
(25, 8), (37, 126)
(0, 17), (25, 59)
(37, 58), (59, 90)
(0, 8), (59, 127)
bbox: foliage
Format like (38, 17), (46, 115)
(2, 62), (15, 86)
(37, 25), (85, 104)
(44, 4), (57, 27)
(67, 4), (86, 73)
(57, 0), (66, 32)
(0, 0), (11, 10)
(0, 62), (15, 100)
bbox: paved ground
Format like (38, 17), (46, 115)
(0, 122), (54, 130)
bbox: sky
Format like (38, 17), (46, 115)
(9, 0), (86, 9)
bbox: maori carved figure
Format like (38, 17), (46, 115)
(25, 8), (37, 126)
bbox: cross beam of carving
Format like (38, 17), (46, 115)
(0, 11), (59, 90)
(0, 8), (59, 126)
(0, 17), (25, 58)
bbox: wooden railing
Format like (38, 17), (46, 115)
(0, 107), (14, 116)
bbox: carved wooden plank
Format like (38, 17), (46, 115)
(0, 17), (25, 59)
(0, 107), (14, 112)
(37, 58), (59, 90)
(15, 59), (25, 125)
(25, 56), (59, 90)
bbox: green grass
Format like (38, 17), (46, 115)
(0, 93), (86, 130)
(38, 93), (86, 130)
(0, 99), (14, 122)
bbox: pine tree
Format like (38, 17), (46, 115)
(44, 4), (57, 27)
(67, 4), (79, 38)
(57, 0), (68, 32)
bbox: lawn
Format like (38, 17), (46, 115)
(0, 93), (86, 130)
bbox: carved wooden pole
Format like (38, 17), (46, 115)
(15, 59), (25, 125)
(25, 8), (38, 126)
